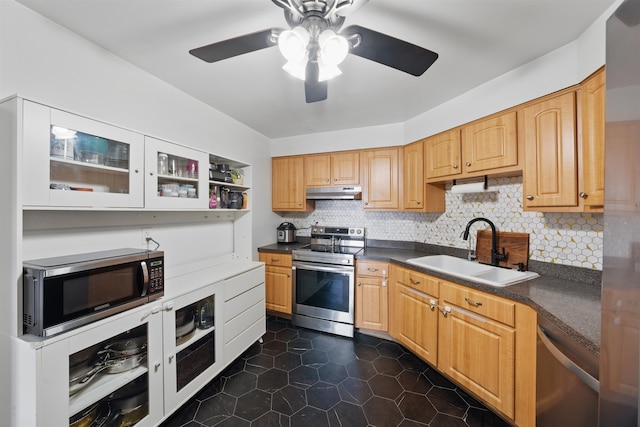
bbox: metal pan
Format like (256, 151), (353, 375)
(69, 352), (147, 395)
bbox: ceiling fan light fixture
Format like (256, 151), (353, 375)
(283, 59), (308, 80)
(278, 26), (310, 62)
(318, 62), (342, 82)
(318, 29), (349, 66)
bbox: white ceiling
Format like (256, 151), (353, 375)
(16, 0), (615, 139)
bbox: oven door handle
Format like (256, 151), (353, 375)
(292, 261), (354, 274)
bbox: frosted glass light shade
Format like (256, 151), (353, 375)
(318, 29), (349, 66)
(278, 26), (310, 62)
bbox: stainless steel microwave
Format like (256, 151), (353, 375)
(23, 248), (164, 337)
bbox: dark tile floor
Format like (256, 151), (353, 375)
(161, 316), (511, 427)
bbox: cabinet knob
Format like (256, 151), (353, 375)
(358, 282), (361, 287)
(466, 162), (471, 167)
(134, 169), (139, 174)
(287, 274), (291, 278)
(154, 361), (161, 371)
(364, 202), (369, 205)
(579, 192), (588, 199)
(453, 164), (459, 169)
(526, 195), (534, 201)
(149, 172), (154, 176)
(417, 201), (421, 205)
(333, 178), (337, 182)
(326, 178), (330, 182)
(441, 306), (452, 318)
(168, 354), (175, 363)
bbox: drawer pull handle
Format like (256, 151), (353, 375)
(409, 278), (421, 285)
(271, 258), (280, 262)
(465, 297), (483, 307)
(368, 268), (379, 272)
(441, 306), (452, 317)
(430, 299), (437, 311)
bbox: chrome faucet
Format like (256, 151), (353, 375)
(462, 217), (506, 266)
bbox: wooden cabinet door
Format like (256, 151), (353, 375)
(272, 156), (312, 211)
(304, 154), (331, 187)
(523, 91), (578, 209)
(264, 265), (292, 314)
(462, 111), (518, 174)
(438, 308), (516, 419)
(331, 151), (360, 185)
(424, 129), (462, 179)
(580, 68), (605, 209)
(355, 276), (388, 331)
(362, 148), (399, 210)
(394, 282), (439, 366)
(402, 140), (425, 210)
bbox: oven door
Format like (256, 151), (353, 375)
(292, 261), (355, 324)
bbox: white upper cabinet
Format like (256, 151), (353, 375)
(22, 100), (145, 208)
(144, 136), (210, 209)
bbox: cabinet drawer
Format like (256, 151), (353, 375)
(393, 266), (439, 297)
(259, 252), (292, 267)
(224, 266), (265, 301)
(440, 282), (515, 327)
(357, 261), (389, 278)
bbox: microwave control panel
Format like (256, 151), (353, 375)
(148, 257), (164, 299)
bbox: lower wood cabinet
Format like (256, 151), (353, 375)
(438, 282), (517, 419)
(389, 264), (536, 427)
(390, 266), (439, 366)
(259, 252), (293, 315)
(355, 261), (389, 332)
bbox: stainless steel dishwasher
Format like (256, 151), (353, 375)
(536, 315), (600, 427)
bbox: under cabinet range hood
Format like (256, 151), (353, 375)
(305, 186), (362, 200)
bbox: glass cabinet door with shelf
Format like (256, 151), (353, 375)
(22, 100), (145, 208)
(145, 136), (209, 209)
(162, 282), (223, 410)
(37, 305), (163, 427)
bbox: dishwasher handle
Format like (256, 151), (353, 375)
(537, 325), (599, 393)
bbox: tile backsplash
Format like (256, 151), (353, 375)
(282, 176), (604, 270)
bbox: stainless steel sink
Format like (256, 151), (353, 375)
(405, 255), (539, 287)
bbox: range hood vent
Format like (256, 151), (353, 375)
(306, 186), (362, 200)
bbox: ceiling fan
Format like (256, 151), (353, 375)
(189, 0), (439, 103)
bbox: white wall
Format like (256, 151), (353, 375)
(0, 0), (280, 258)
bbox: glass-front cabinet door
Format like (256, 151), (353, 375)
(144, 136), (209, 209)
(22, 100), (144, 208)
(37, 305), (163, 427)
(162, 282), (223, 410)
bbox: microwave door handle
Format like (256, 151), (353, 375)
(140, 261), (149, 297)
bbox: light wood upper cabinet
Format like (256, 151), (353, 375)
(424, 129), (462, 179)
(272, 156), (314, 212)
(462, 111), (519, 174)
(425, 111), (519, 182)
(355, 261), (389, 332)
(305, 151), (359, 187)
(522, 91), (578, 209)
(580, 68), (605, 210)
(402, 140), (424, 209)
(401, 141), (445, 212)
(259, 252), (292, 315)
(362, 147), (399, 210)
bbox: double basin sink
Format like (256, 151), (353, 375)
(406, 255), (539, 287)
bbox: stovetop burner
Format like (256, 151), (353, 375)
(292, 225), (365, 265)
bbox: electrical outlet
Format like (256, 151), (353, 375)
(141, 228), (153, 245)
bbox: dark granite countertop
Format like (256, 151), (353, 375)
(258, 241), (602, 357)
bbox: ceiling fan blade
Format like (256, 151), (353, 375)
(189, 29), (280, 63)
(342, 25), (438, 76)
(305, 61), (328, 103)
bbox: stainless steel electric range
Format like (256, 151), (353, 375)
(291, 225), (365, 337)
